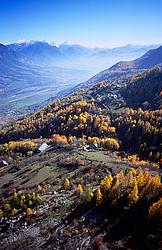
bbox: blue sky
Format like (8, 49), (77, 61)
(0, 0), (162, 47)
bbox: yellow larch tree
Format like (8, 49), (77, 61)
(76, 184), (84, 195)
(64, 178), (70, 190)
(129, 178), (139, 204)
(96, 188), (103, 204)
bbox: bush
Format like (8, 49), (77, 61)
(0, 209), (4, 217)
(6, 140), (37, 155)
(0, 145), (5, 154)
(0, 190), (43, 218)
(102, 138), (120, 150)
(4, 203), (11, 211)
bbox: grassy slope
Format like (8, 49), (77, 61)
(0, 146), (129, 249)
(0, 144), (161, 250)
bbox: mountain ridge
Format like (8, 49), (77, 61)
(7, 40), (160, 68)
(84, 45), (162, 86)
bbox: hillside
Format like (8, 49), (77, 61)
(0, 66), (161, 162)
(1, 0), (162, 248)
(0, 47), (161, 250)
(0, 73), (161, 250)
(134, 45), (162, 69)
(0, 143), (161, 250)
(122, 66), (162, 109)
(0, 43), (25, 64)
(109, 45), (162, 72)
(85, 45), (162, 86)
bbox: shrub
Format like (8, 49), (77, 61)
(85, 185), (94, 202)
(102, 138), (120, 150)
(7, 140), (36, 155)
(0, 145), (5, 154)
(26, 208), (33, 217)
(0, 209), (4, 217)
(11, 208), (18, 216)
(52, 134), (68, 145)
(4, 203), (11, 211)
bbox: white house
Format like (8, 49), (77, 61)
(38, 143), (50, 153)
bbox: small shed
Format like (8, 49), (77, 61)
(84, 143), (98, 151)
(89, 143), (98, 150)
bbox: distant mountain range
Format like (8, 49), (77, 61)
(0, 43), (25, 66)
(6, 40), (160, 71)
(7, 41), (64, 64)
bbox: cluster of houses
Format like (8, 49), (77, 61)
(106, 92), (119, 101)
(0, 143), (52, 171)
(36, 141), (99, 153)
(0, 141), (161, 180)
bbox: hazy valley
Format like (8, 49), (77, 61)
(0, 41), (161, 125)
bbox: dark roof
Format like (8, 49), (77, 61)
(89, 144), (98, 149)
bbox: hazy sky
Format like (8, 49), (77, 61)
(0, 0), (162, 47)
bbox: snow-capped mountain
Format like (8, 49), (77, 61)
(7, 40), (161, 71)
(7, 40), (65, 64)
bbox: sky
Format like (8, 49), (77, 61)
(0, 0), (162, 47)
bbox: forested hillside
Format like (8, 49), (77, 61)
(85, 45), (162, 87)
(123, 66), (162, 108)
(0, 66), (161, 163)
(0, 59), (161, 250)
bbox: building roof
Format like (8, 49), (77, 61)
(0, 160), (9, 167)
(38, 143), (50, 152)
